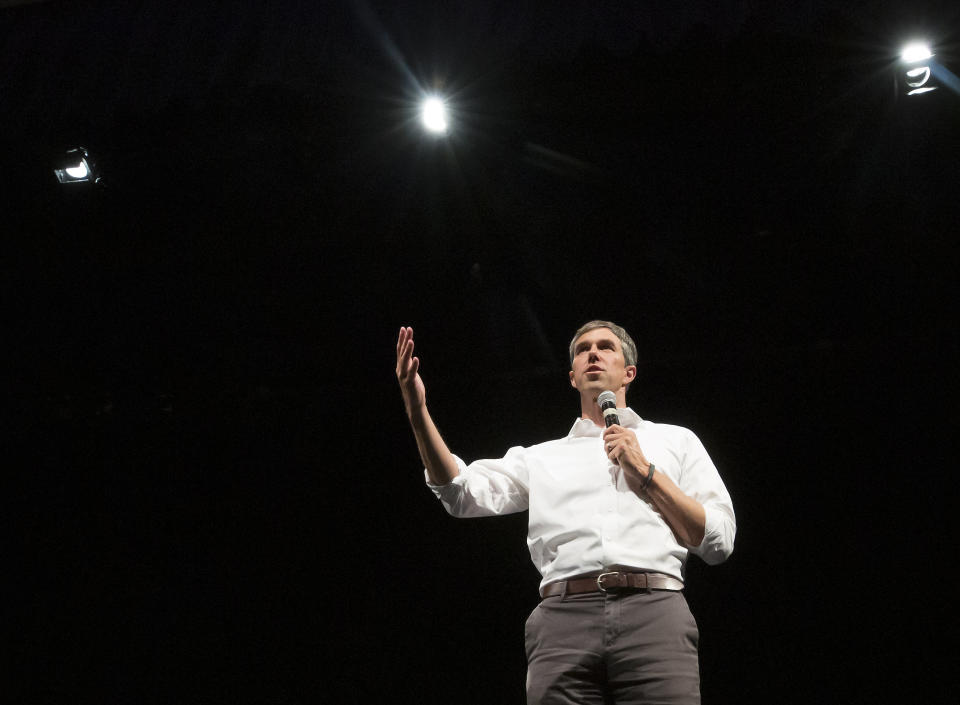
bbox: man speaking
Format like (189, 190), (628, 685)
(395, 320), (735, 704)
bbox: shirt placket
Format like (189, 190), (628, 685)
(599, 438), (619, 562)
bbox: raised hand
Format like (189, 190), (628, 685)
(396, 326), (426, 414)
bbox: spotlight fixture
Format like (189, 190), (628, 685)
(899, 41), (939, 97)
(53, 147), (98, 184)
(901, 42), (933, 63)
(421, 96), (449, 135)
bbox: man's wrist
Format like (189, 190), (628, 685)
(641, 463), (656, 491)
(403, 394), (423, 414)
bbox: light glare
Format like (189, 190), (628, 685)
(901, 42), (933, 63)
(421, 97), (448, 134)
(65, 162), (89, 179)
(53, 148), (96, 184)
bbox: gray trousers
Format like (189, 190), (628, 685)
(525, 589), (700, 705)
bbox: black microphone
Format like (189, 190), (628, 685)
(597, 390), (619, 428)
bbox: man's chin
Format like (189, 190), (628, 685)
(581, 381), (608, 397)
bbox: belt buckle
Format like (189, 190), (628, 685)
(596, 572), (621, 593)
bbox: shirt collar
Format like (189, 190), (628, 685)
(567, 407), (643, 438)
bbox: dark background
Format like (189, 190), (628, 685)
(3, 1), (958, 703)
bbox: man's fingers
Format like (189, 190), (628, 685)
(396, 332), (420, 384)
(606, 442), (621, 466)
(397, 329), (412, 363)
(397, 327), (412, 356)
(403, 339), (415, 372)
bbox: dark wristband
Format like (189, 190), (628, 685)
(641, 463), (656, 490)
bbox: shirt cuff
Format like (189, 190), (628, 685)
(694, 503), (736, 565)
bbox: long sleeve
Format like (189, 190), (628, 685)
(678, 431), (736, 565)
(425, 446), (530, 517)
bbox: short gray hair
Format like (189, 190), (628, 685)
(568, 320), (638, 368)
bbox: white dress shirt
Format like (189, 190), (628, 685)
(426, 407), (736, 592)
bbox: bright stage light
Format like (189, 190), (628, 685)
(53, 147), (96, 184)
(897, 42), (940, 97)
(901, 42), (933, 63)
(421, 97), (448, 134)
(64, 162), (89, 179)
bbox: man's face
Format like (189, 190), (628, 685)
(568, 327), (636, 396)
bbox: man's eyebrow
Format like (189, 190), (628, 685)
(575, 337), (617, 353)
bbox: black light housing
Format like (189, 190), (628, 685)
(53, 146), (98, 184)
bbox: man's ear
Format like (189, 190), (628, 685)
(623, 365), (637, 386)
(569, 369), (577, 389)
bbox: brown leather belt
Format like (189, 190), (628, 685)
(541, 571), (684, 598)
